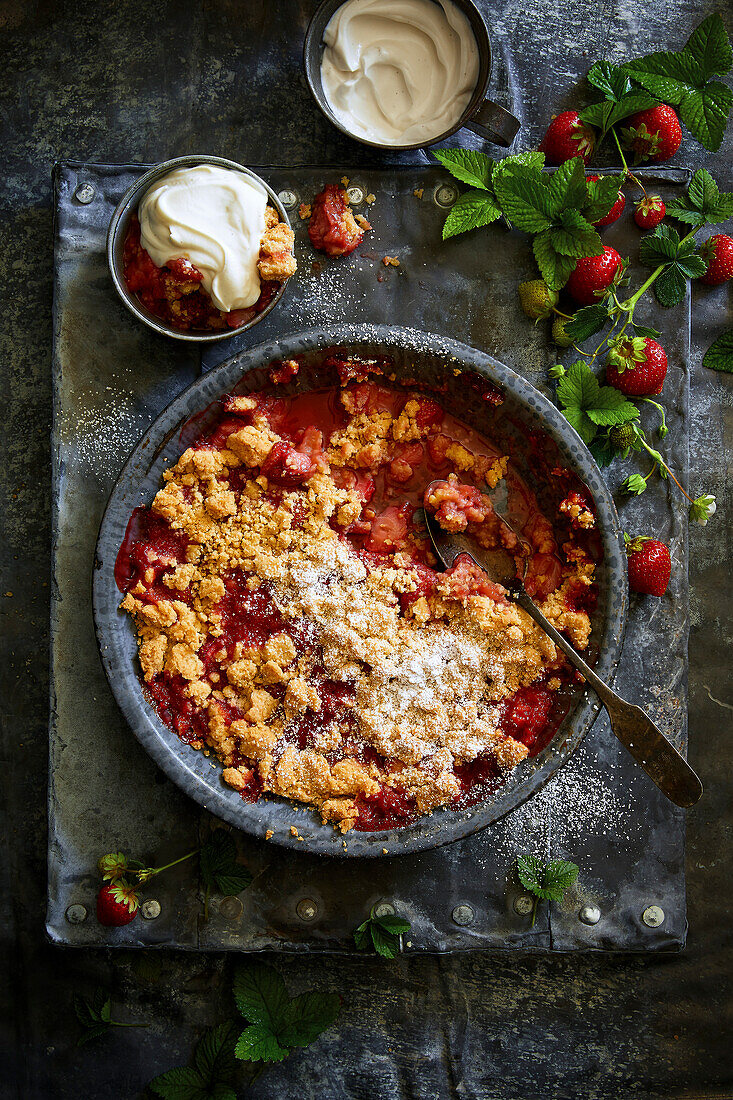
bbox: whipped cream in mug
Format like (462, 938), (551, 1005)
(138, 164), (267, 313)
(320, 0), (480, 146)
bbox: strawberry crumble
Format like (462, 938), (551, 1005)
(123, 204), (296, 332)
(116, 354), (598, 832)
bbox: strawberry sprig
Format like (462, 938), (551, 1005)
(94, 829), (252, 927)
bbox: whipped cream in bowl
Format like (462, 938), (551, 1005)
(304, 0), (520, 149)
(107, 155), (294, 343)
(321, 0), (479, 147)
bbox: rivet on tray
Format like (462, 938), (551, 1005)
(296, 898), (318, 922)
(433, 182), (459, 208)
(642, 904), (665, 928)
(346, 186), (364, 205)
(513, 893), (534, 916)
(140, 899), (161, 920)
(74, 182), (96, 204)
(452, 904), (474, 926)
(373, 901), (395, 918)
(579, 904), (601, 926)
(277, 189), (298, 209)
(65, 904), (88, 924)
(220, 896), (244, 920)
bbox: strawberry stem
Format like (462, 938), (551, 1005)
(610, 127), (647, 198)
(135, 849), (198, 882)
(636, 434), (694, 503)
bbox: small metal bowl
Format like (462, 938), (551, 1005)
(107, 154), (292, 344)
(303, 0), (520, 150)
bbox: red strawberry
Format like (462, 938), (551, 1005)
(623, 105), (682, 164)
(586, 175), (625, 226)
(96, 880), (140, 926)
(698, 234), (733, 286)
(634, 195), (666, 229)
(625, 535), (671, 597)
(539, 111), (596, 165)
(605, 337), (667, 396)
(566, 246), (624, 305)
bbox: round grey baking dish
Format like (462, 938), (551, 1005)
(93, 324), (627, 857)
(106, 154), (292, 343)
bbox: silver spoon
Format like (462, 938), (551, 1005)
(420, 484), (703, 808)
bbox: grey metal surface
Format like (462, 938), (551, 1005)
(1, 1), (731, 1097)
(50, 160), (686, 953)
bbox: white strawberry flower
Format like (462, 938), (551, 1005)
(689, 494), (716, 525)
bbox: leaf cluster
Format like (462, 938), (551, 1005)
(233, 961), (340, 1064)
(74, 988), (144, 1047)
(435, 150), (620, 291)
(353, 906), (411, 958)
(666, 167), (733, 226)
(639, 224), (708, 306)
(517, 856), (580, 901)
(623, 14), (733, 151)
(199, 831), (253, 920)
(580, 61), (659, 135)
(555, 361), (639, 445)
(149, 1021), (239, 1100)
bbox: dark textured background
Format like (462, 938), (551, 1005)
(1, 1), (731, 1097)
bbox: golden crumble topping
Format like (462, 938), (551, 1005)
(117, 369), (597, 832)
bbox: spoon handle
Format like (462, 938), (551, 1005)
(515, 588), (703, 808)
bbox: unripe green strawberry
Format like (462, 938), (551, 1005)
(609, 423), (635, 450)
(518, 279), (558, 320)
(552, 318), (573, 347)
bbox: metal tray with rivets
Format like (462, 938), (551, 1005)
(48, 161), (691, 952)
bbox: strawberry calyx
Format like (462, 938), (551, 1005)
(570, 118), (596, 159)
(607, 336), (647, 374)
(98, 851), (130, 882)
(624, 533), (651, 552)
(637, 195), (664, 217)
(622, 122), (661, 164)
(106, 879), (140, 915)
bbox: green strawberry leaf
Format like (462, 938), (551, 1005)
(538, 860), (580, 901)
(590, 436), (616, 467)
(561, 406), (597, 444)
(533, 232), (577, 291)
(432, 148), (494, 190)
(516, 854), (545, 894)
(703, 330), (733, 373)
(492, 151), (545, 177)
(585, 389), (639, 426)
(493, 165), (553, 233)
(235, 1024), (290, 1063)
(632, 323), (662, 339)
(233, 961), (289, 1030)
(667, 168), (733, 226)
(550, 209), (604, 258)
(639, 223), (681, 265)
(564, 304), (610, 342)
(624, 14), (733, 150)
(375, 914), (411, 935)
(685, 12), (733, 76)
(199, 831), (252, 899)
(547, 157), (588, 215)
(276, 992), (341, 1049)
(581, 174), (625, 224)
(148, 1066), (211, 1100)
(442, 189), (502, 239)
(654, 264), (688, 307)
(370, 922), (401, 958)
(194, 1021), (238, 1087)
(557, 361), (601, 409)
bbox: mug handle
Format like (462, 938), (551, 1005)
(464, 99), (520, 147)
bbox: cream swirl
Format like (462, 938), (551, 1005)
(138, 164), (267, 313)
(320, 0), (479, 146)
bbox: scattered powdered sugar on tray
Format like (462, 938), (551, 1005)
(61, 388), (141, 478)
(482, 736), (638, 867)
